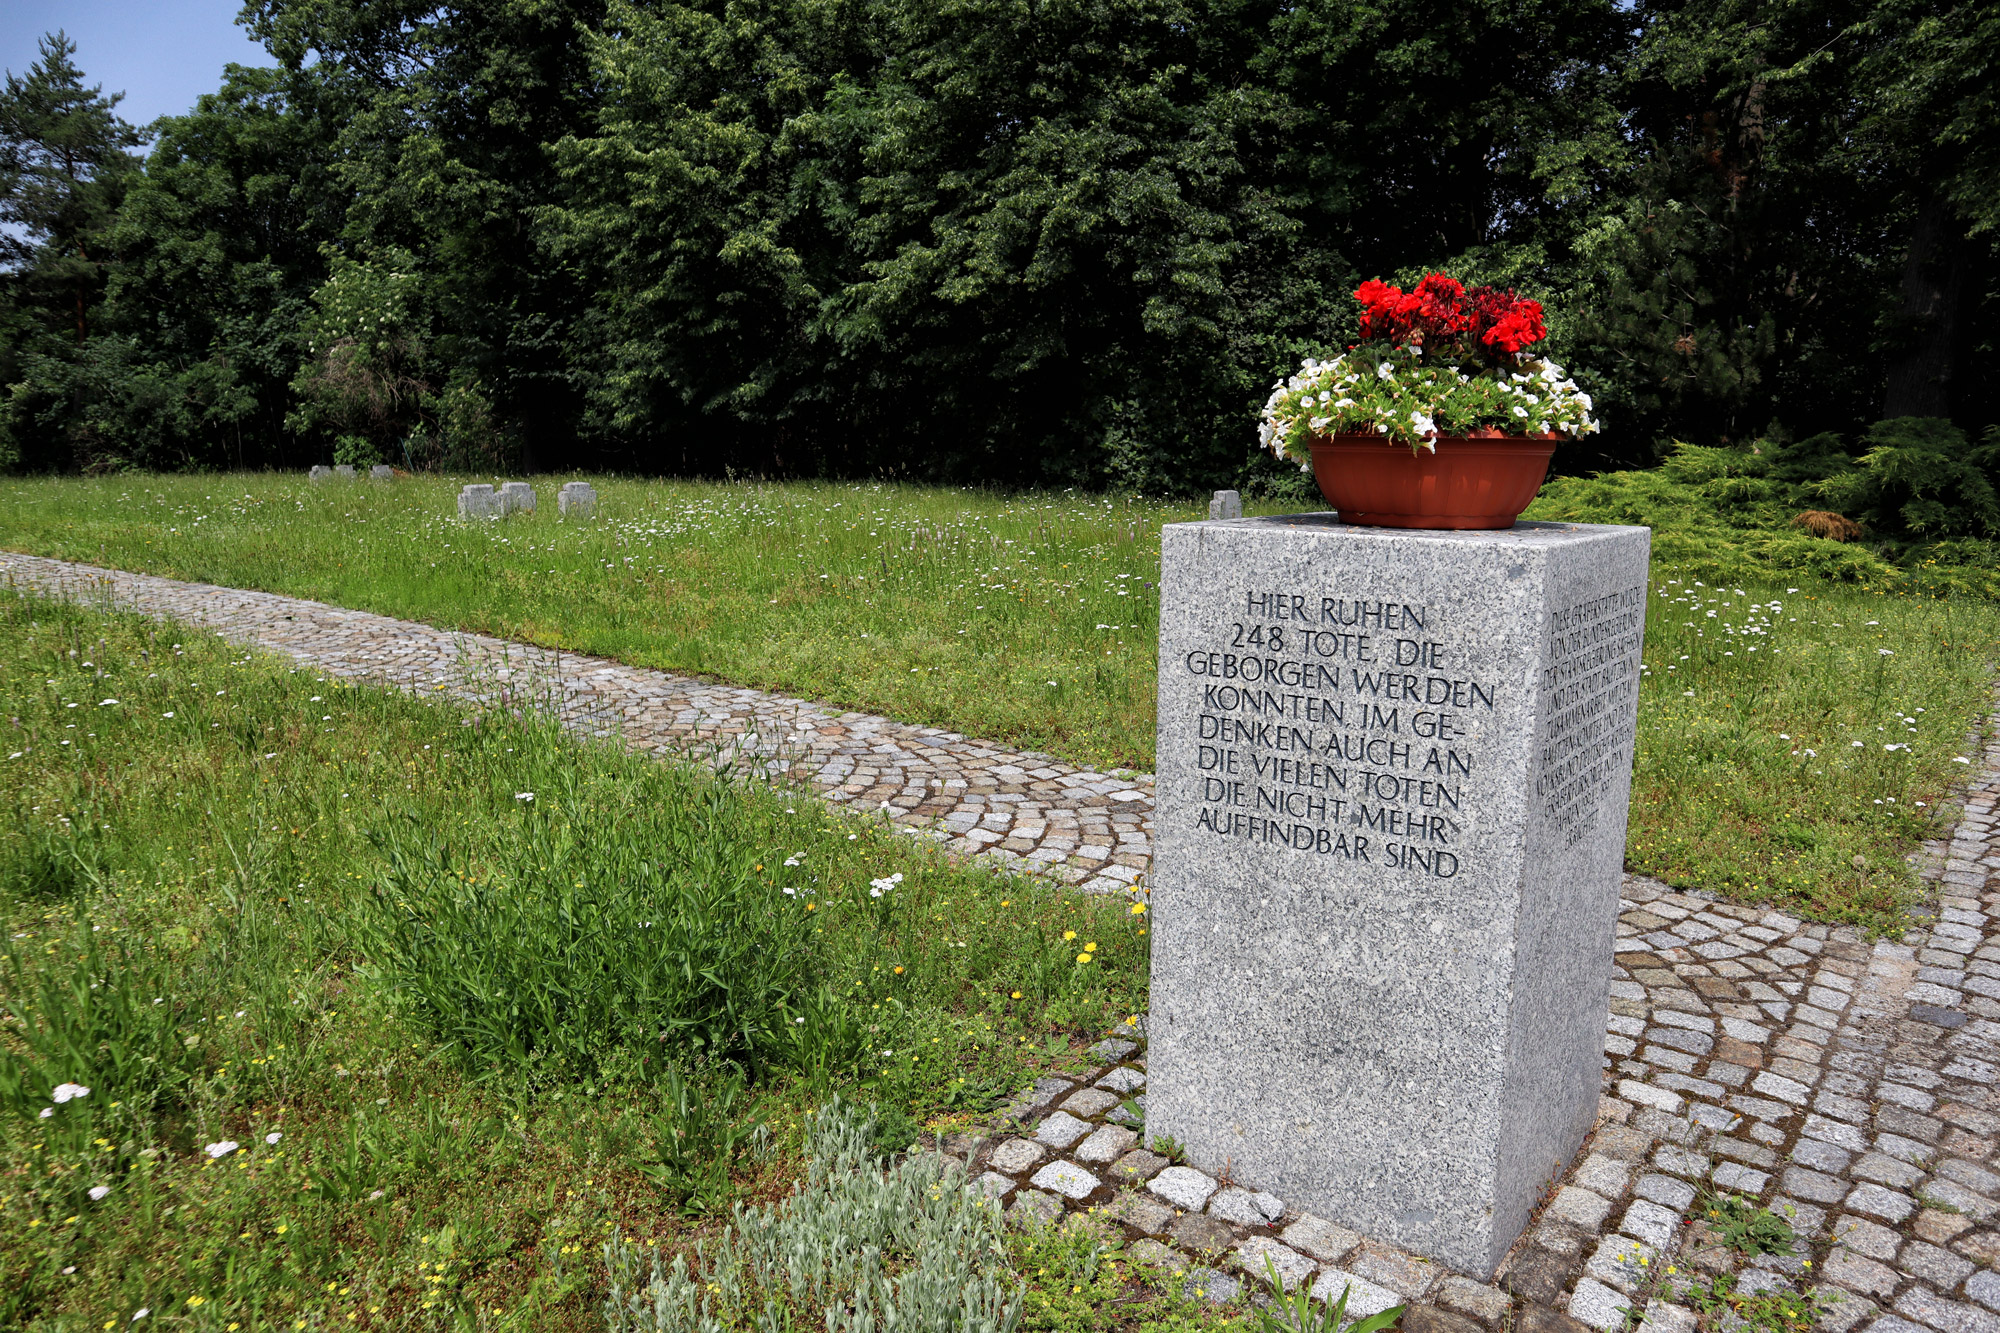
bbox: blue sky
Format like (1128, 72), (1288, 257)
(2, 0), (269, 128)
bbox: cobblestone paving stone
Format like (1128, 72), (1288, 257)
(0, 553), (1153, 894)
(13, 553), (2000, 1330)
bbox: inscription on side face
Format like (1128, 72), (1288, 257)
(1536, 586), (1646, 847)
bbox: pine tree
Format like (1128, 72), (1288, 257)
(0, 30), (145, 344)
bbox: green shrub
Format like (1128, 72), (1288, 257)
(1530, 419), (2000, 596)
(602, 1099), (1021, 1333)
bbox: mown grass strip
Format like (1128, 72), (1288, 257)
(2, 473), (1995, 926)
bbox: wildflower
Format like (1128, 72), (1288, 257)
(205, 1140), (240, 1159)
(266, 1132), (282, 1144)
(1130, 902), (1147, 915)
(1077, 953), (1093, 965)
(52, 1083), (90, 1102)
(514, 791), (534, 802)
(1063, 929), (1077, 940)
(89, 1185), (109, 1200)
(39, 1107), (53, 1119)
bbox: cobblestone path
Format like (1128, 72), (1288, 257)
(937, 725), (2000, 1333)
(13, 551), (2000, 1333)
(0, 552), (1153, 894)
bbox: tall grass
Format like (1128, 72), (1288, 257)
(0, 593), (1147, 1329)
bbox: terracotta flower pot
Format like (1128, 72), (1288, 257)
(1307, 429), (1559, 530)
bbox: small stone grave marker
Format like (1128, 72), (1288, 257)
(1149, 514), (1649, 1275)
(334, 464), (356, 479)
(500, 482), (535, 514)
(558, 481), (597, 517)
(309, 465), (332, 482)
(1208, 490), (1242, 520)
(370, 464), (395, 480)
(457, 484), (501, 520)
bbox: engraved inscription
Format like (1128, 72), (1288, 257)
(1183, 594), (1499, 878)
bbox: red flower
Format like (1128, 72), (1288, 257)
(1351, 273), (1545, 358)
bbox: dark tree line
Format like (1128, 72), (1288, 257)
(0, 0), (1993, 491)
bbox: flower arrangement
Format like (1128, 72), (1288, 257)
(1260, 273), (1600, 461)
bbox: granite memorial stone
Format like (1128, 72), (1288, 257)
(457, 484), (502, 519)
(309, 465), (333, 482)
(334, 464), (356, 479)
(558, 481), (597, 517)
(1149, 514), (1649, 1277)
(1209, 490), (1243, 521)
(500, 481), (536, 514)
(370, 464), (395, 480)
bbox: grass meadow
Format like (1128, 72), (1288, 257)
(0, 592), (1241, 1332)
(2, 473), (1996, 927)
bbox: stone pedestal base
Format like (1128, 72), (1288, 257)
(1149, 515), (1649, 1276)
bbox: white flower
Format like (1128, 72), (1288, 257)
(265, 1132), (282, 1144)
(868, 872), (906, 898)
(783, 854), (802, 866)
(1576, 392), (1593, 410)
(1410, 411), (1435, 437)
(514, 791), (534, 802)
(1378, 362), (1395, 380)
(89, 1185), (110, 1200)
(1513, 406), (1528, 418)
(1334, 398), (1354, 408)
(205, 1140), (240, 1159)
(52, 1083), (89, 1103)
(39, 1107), (53, 1119)
(99, 698), (118, 706)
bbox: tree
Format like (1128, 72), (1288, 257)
(0, 31), (144, 344)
